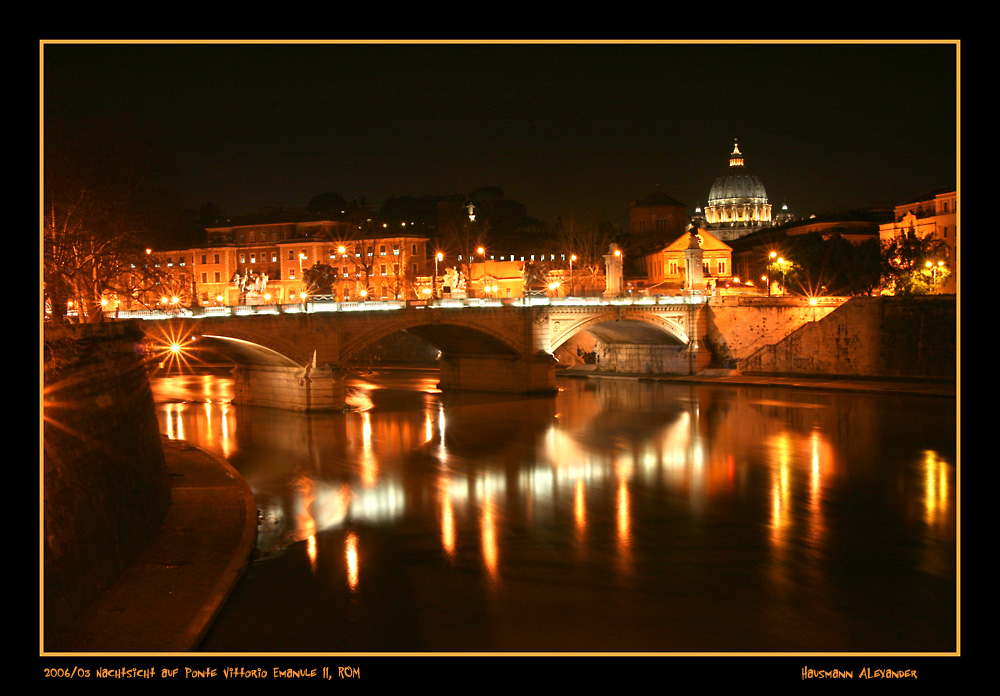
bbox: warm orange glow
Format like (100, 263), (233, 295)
(345, 532), (359, 591)
(481, 496), (499, 586)
(573, 478), (586, 535)
(440, 476), (456, 560)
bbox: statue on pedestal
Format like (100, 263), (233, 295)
(603, 244), (624, 298)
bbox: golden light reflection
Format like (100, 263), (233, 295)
(163, 403), (185, 441)
(574, 478), (587, 539)
(923, 450), (951, 528)
(345, 532), (359, 591)
(440, 475), (456, 560)
(769, 433), (792, 545)
(424, 411), (434, 444)
(481, 490), (500, 588)
(219, 404), (234, 460)
(805, 429), (832, 551)
(307, 535), (318, 572)
(616, 473), (631, 560)
(296, 474), (317, 545)
(360, 412), (378, 487)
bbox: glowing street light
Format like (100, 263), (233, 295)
(434, 251), (443, 298)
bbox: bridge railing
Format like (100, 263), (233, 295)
(110, 294), (714, 320)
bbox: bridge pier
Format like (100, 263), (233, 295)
(231, 363), (347, 411)
(437, 353), (558, 395)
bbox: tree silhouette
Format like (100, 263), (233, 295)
(44, 116), (171, 322)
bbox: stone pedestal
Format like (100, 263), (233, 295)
(231, 363), (347, 411)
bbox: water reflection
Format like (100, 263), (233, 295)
(154, 369), (957, 652)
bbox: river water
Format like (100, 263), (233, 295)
(151, 368), (956, 654)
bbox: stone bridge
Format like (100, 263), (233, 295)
(134, 298), (710, 410)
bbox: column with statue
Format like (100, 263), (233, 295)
(603, 244), (624, 299)
(683, 230), (705, 295)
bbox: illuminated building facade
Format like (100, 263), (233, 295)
(878, 187), (956, 293)
(643, 228), (732, 294)
(702, 140), (773, 241)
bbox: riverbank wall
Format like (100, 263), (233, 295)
(42, 320), (170, 642)
(731, 295), (956, 378)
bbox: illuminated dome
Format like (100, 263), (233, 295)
(704, 140), (772, 240)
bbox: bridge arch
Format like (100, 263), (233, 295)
(548, 309), (691, 352)
(338, 311), (524, 362)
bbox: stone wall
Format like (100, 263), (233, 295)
(704, 296), (844, 367)
(736, 296), (956, 378)
(43, 321), (170, 640)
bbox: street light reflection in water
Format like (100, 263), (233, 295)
(153, 369), (956, 652)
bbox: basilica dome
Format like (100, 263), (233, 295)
(703, 140), (772, 240)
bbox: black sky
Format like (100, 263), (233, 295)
(42, 40), (958, 231)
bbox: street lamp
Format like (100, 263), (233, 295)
(477, 246), (487, 296)
(925, 260), (945, 292)
(435, 252), (443, 298)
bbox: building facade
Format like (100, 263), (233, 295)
(878, 188), (957, 293)
(643, 228), (733, 294)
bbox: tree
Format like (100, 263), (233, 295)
(307, 191), (348, 215)
(44, 116), (171, 323)
(880, 227), (951, 295)
(553, 216), (614, 295)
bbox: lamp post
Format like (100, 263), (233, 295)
(767, 251), (776, 297)
(477, 246), (486, 297)
(925, 260), (945, 292)
(435, 252), (443, 298)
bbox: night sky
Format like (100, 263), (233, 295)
(42, 41), (958, 231)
